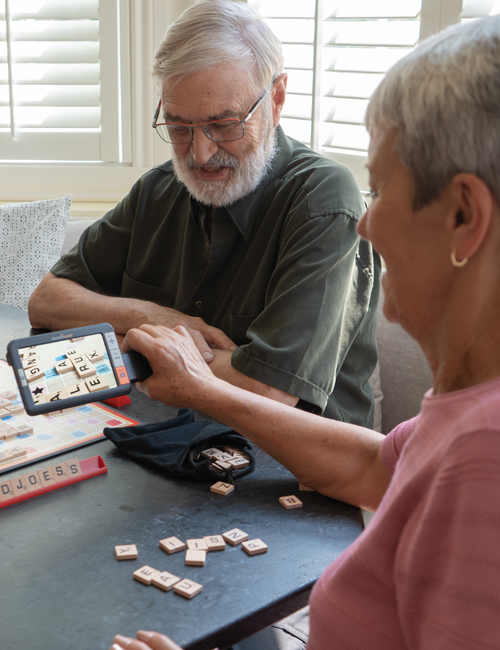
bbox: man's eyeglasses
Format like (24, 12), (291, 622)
(152, 91), (268, 145)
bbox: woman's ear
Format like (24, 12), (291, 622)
(449, 173), (494, 262)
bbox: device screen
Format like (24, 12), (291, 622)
(19, 332), (119, 408)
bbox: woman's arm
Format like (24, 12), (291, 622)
(123, 325), (391, 511)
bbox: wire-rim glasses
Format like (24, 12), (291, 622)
(152, 91), (268, 145)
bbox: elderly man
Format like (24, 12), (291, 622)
(28, 0), (380, 426)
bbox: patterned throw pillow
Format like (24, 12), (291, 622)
(0, 195), (72, 309)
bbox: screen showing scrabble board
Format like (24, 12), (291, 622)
(0, 360), (138, 475)
(20, 333), (118, 407)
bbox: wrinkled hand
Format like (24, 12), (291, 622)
(110, 630), (184, 650)
(122, 325), (219, 408)
(146, 306), (236, 364)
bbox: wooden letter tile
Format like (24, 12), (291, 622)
(52, 463), (69, 482)
(0, 397), (11, 408)
(25, 471), (42, 492)
(133, 565), (161, 585)
(0, 450), (13, 465)
(173, 579), (203, 599)
(115, 544), (138, 560)
(76, 362), (96, 379)
(298, 483), (315, 491)
(11, 474), (29, 497)
(85, 349), (104, 363)
(55, 359), (74, 374)
(12, 423), (33, 436)
(185, 549), (206, 566)
(159, 536), (186, 555)
(0, 391), (17, 401)
(26, 366), (45, 383)
(85, 376), (109, 392)
(67, 382), (89, 397)
(64, 458), (82, 477)
(210, 481), (234, 496)
(222, 528), (249, 546)
(228, 456), (250, 468)
(6, 402), (24, 415)
(279, 495), (303, 510)
(204, 535), (226, 552)
(38, 466), (56, 487)
(46, 388), (68, 403)
(242, 539), (268, 556)
(151, 571), (181, 592)
(8, 446), (27, 460)
(0, 479), (14, 501)
(186, 538), (208, 551)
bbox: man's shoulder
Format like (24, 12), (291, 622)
(278, 133), (365, 219)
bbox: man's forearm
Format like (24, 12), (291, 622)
(28, 273), (159, 333)
(209, 349), (299, 407)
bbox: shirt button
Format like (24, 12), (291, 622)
(195, 301), (203, 309)
(205, 242), (210, 251)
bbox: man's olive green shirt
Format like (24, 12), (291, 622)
(52, 127), (380, 426)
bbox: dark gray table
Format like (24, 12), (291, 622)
(0, 304), (363, 650)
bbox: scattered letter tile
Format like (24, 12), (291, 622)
(279, 495), (303, 510)
(159, 536), (186, 554)
(222, 528), (249, 546)
(174, 579), (203, 599)
(242, 538), (268, 556)
(210, 481), (234, 496)
(115, 544), (138, 560)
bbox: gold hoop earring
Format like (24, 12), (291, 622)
(451, 248), (468, 268)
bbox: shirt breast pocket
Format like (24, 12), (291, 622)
(122, 271), (175, 307)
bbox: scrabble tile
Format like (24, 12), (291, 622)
(185, 549), (206, 566)
(115, 544), (138, 560)
(86, 376), (109, 392)
(25, 471), (42, 492)
(6, 402), (24, 415)
(298, 483), (315, 492)
(70, 355), (86, 367)
(0, 425), (18, 441)
(201, 447), (221, 459)
(212, 460), (232, 471)
(186, 538), (208, 551)
(38, 466), (56, 487)
(213, 451), (234, 462)
(55, 359), (74, 374)
(279, 495), (303, 510)
(22, 355), (41, 369)
(33, 393), (47, 405)
(46, 388), (68, 404)
(173, 579), (203, 599)
(0, 397), (12, 408)
(210, 481), (234, 496)
(242, 539), (268, 556)
(228, 456), (250, 469)
(75, 362), (97, 379)
(0, 408), (10, 418)
(64, 459), (82, 478)
(151, 571), (181, 592)
(67, 382), (89, 397)
(0, 450), (13, 465)
(133, 565), (161, 585)
(11, 474), (29, 497)
(0, 391), (17, 401)
(222, 445), (239, 455)
(0, 479), (14, 501)
(12, 423), (33, 436)
(25, 366), (45, 383)
(85, 349), (104, 363)
(159, 536), (186, 554)
(65, 348), (79, 357)
(222, 528), (249, 546)
(52, 463), (69, 483)
(204, 535), (226, 552)
(71, 337), (86, 342)
(9, 446), (27, 460)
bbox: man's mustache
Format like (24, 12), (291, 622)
(185, 151), (239, 172)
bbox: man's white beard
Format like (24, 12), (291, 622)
(172, 121), (278, 208)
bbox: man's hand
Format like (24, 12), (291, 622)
(110, 630), (185, 650)
(28, 274), (236, 363)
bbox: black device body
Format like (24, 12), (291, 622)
(7, 323), (152, 416)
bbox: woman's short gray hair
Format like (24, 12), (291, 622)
(366, 15), (500, 209)
(153, 0), (283, 94)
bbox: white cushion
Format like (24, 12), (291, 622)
(0, 195), (72, 309)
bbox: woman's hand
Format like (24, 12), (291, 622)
(110, 630), (183, 650)
(121, 324), (220, 409)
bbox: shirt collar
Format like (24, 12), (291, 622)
(190, 126), (293, 241)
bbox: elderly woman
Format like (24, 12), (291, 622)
(110, 14), (500, 650)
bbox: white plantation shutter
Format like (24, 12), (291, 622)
(0, 0), (129, 163)
(249, 0), (422, 158)
(460, 0), (500, 18)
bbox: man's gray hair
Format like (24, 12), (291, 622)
(366, 15), (500, 209)
(153, 0), (283, 93)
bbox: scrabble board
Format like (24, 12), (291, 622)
(0, 360), (138, 475)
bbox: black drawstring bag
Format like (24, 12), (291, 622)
(103, 408), (254, 484)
